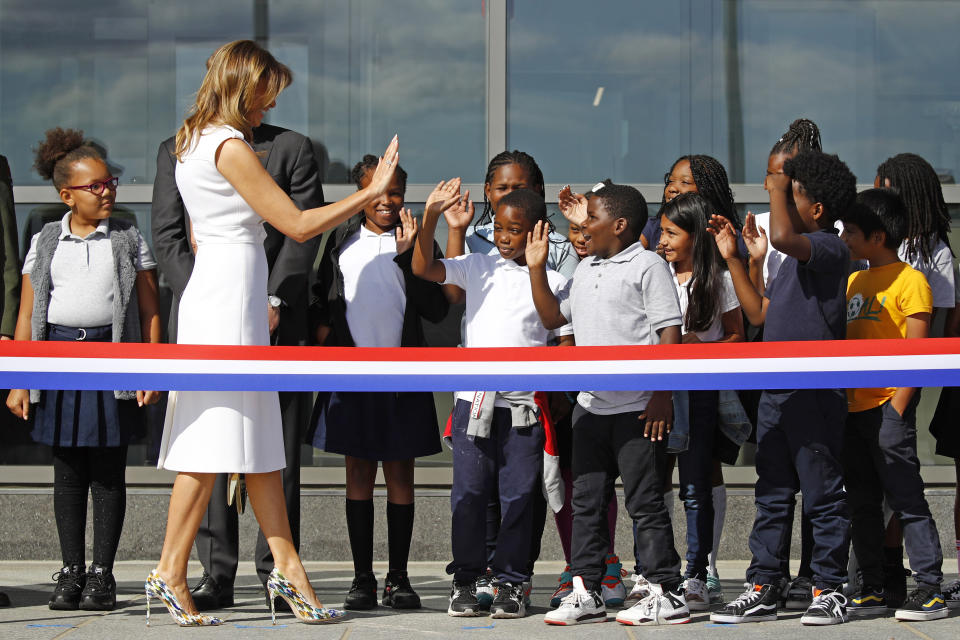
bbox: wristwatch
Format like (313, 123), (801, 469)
(268, 295), (285, 309)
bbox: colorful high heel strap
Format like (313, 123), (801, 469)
(145, 570), (223, 627)
(266, 568), (345, 624)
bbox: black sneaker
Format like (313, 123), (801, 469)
(847, 585), (887, 616)
(800, 588), (847, 626)
(710, 583), (779, 623)
(448, 579), (481, 617)
(382, 571), (421, 609)
(80, 564), (116, 611)
(344, 572), (378, 610)
(475, 571), (494, 610)
(49, 564), (85, 610)
(882, 548), (909, 608)
(490, 582), (525, 619)
(782, 576), (814, 610)
(894, 585), (948, 621)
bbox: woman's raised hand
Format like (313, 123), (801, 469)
(443, 189), (475, 231)
(424, 178), (463, 219)
(558, 185), (588, 225)
(366, 135), (400, 197)
(395, 208), (419, 254)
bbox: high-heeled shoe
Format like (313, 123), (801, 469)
(145, 570), (223, 627)
(266, 567), (345, 624)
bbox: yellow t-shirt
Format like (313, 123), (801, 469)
(845, 261), (932, 412)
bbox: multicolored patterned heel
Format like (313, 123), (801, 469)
(266, 568), (345, 624)
(145, 570), (223, 627)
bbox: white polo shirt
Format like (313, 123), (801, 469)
(440, 252), (572, 405)
(339, 225), (406, 347)
(670, 263), (740, 343)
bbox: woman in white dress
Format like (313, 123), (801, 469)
(146, 40), (398, 627)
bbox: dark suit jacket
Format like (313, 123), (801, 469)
(151, 124), (324, 345)
(0, 155), (19, 337)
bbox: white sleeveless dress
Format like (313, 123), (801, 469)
(157, 125), (285, 473)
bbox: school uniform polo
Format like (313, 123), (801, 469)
(339, 225), (405, 348)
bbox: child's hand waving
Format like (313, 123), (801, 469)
(742, 212), (768, 261)
(708, 214), (739, 260)
(396, 208), (418, 253)
(525, 220), (551, 269)
(558, 185), (587, 226)
(424, 178), (462, 220)
(766, 172), (790, 194)
(443, 189), (475, 231)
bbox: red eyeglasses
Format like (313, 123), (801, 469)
(67, 176), (119, 195)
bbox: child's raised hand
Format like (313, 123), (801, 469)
(443, 189), (475, 231)
(525, 220), (551, 269)
(558, 185), (588, 226)
(424, 178), (462, 219)
(741, 212), (768, 261)
(766, 172), (790, 194)
(137, 390), (160, 407)
(708, 214), (739, 260)
(395, 208), (419, 253)
(366, 135), (400, 198)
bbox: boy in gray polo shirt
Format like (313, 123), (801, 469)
(529, 182), (686, 626)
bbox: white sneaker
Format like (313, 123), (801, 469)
(616, 583), (690, 626)
(623, 574), (652, 607)
(543, 576), (607, 626)
(800, 589), (848, 626)
(943, 579), (960, 609)
(683, 577), (710, 611)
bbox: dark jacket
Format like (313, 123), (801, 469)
(0, 155), (19, 337)
(310, 214), (449, 347)
(150, 124), (324, 344)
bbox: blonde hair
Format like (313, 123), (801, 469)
(174, 40), (292, 160)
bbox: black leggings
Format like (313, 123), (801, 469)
(52, 446), (127, 569)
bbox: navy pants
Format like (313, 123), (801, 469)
(844, 400), (943, 588)
(447, 400), (544, 585)
(747, 389), (849, 589)
(678, 390), (719, 580)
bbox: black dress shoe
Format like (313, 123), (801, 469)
(49, 564), (85, 610)
(0, 590), (11, 607)
(80, 564), (116, 611)
(191, 573), (234, 611)
(383, 571), (421, 609)
(265, 589), (293, 613)
(344, 572), (378, 610)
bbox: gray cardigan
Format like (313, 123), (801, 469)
(29, 217), (142, 402)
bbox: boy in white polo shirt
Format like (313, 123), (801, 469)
(413, 180), (572, 619)
(528, 181), (686, 626)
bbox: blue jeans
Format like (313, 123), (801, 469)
(677, 390), (719, 580)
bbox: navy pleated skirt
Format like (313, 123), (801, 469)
(312, 391), (442, 461)
(31, 324), (142, 448)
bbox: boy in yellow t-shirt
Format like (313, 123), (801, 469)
(839, 188), (945, 622)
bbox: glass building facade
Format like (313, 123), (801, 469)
(1, 1), (958, 472)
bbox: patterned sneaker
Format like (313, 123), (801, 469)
(544, 576), (606, 626)
(624, 574), (652, 607)
(942, 579), (960, 609)
(800, 588), (847, 626)
(847, 586), (887, 616)
(474, 572), (494, 610)
(615, 583), (690, 625)
(448, 579), (480, 617)
(601, 554), (627, 607)
(550, 566), (573, 608)
(710, 583), (779, 624)
(491, 582), (525, 619)
(521, 580), (532, 607)
(683, 577), (710, 611)
(783, 576), (813, 610)
(706, 572), (724, 603)
(894, 585), (948, 621)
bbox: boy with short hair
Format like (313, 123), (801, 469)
(413, 180), (573, 620)
(709, 151), (856, 626)
(839, 188), (946, 621)
(528, 182), (687, 626)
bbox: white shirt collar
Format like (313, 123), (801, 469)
(358, 223), (396, 239)
(59, 212), (109, 240)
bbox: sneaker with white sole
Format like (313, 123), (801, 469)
(683, 577), (710, 611)
(846, 586), (887, 616)
(550, 566), (573, 608)
(490, 582), (525, 619)
(710, 583), (779, 623)
(601, 554), (626, 607)
(706, 572), (724, 603)
(800, 588), (847, 626)
(616, 583), (690, 626)
(942, 579), (960, 609)
(448, 579), (481, 617)
(894, 585), (948, 621)
(624, 574), (651, 607)
(474, 572), (494, 610)
(544, 576), (607, 626)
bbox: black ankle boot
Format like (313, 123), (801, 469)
(383, 571), (421, 609)
(80, 564), (116, 611)
(344, 572), (378, 610)
(49, 564), (85, 610)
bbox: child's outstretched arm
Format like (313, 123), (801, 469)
(412, 179), (462, 283)
(136, 269), (162, 407)
(5, 274), (34, 420)
(525, 221), (569, 330)
(767, 172), (812, 262)
(710, 215), (767, 326)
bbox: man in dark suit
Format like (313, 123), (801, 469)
(151, 124), (323, 610)
(0, 155), (18, 607)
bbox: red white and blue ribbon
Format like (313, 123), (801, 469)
(1, 339), (960, 392)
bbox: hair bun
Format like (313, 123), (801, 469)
(33, 127), (86, 181)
